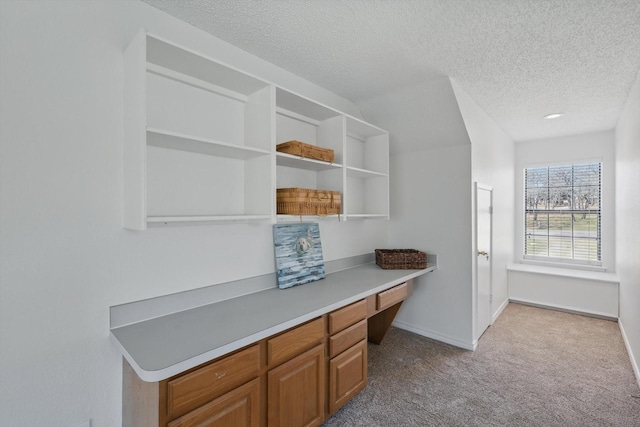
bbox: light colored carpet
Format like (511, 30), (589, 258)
(322, 303), (640, 426)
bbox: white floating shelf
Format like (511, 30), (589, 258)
(276, 214), (342, 223)
(345, 214), (389, 220)
(147, 128), (271, 159)
(276, 152), (342, 171)
(346, 166), (388, 178)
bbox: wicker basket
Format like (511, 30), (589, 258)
(375, 249), (427, 269)
(277, 188), (341, 216)
(276, 140), (335, 163)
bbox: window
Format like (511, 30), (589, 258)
(524, 162), (601, 265)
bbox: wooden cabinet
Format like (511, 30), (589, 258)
(122, 281), (415, 426)
(327, 301), (368, 415)
(328, 339), (367, 414)
(123, 30), (389, 229)
(267, 344), (326, 427)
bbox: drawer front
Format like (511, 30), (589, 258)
(329, 319), (367, 358)
(267, 317), (325, 367)
(329, 299), (367, 334)
(376, 282), (408, 311)
(168, 378), (260, 427)
(166, 345), (260, 419)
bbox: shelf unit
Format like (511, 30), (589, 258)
(123, 30), (389, 229)
(344, 117), (390, 219)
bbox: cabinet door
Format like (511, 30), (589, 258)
(267, 344), (325, 427)
(328, 339), (367, 415)
(167, 378), (260, 427)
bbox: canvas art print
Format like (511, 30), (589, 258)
(273, 223), (325, 289)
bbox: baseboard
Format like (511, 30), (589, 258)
(508, 298), (618, 321)
(392, 320), (476, 351)
(492, 298), (509, 324)
(619, 319), (640, 390)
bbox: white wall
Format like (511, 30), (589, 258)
(356, 79), (475, 349)
(507, 268), (619, 318)
(0, 2), (388, 426)
(389, 145), (474, 348)
(451, 79), (515, 331)
(615, 69), (640, 385)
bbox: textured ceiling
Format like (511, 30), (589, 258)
(141, 0), (640, 142)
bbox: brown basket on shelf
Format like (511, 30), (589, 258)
(276, 140), (335, 163)
(375, 249), (427, 269)
(277, 188), (341, 216)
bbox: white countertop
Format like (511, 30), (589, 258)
(110, 262), (435, 382)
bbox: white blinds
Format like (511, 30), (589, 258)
(524, 163), (601, 263)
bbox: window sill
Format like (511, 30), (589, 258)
(507, 262), (619, 284)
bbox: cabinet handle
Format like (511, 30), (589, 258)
(215, 371), (227, 380)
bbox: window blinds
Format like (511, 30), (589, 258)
(524, 163), (601, 263)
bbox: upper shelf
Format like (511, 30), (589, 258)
(276, 88), (341, 122)
(346, 116), (387, 139)
(146, 34), (269, 97)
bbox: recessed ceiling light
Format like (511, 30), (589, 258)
(543, 113), (564, 119)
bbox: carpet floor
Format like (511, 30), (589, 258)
(322, 303), (640, 427)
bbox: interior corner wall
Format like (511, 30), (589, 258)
(389, 144), (474, 349)
(0, 2), (387, 426)
(355, 78), (474, 349)
(450, 79), (515, 327)
(615, 69), (640, 386)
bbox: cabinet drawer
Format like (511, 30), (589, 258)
(329, 319), (367, 358)
(376, 282), (408, 311)
(166, 345), (260, 419)
(329, 299), (367, 334)
(168, 378), (260, 427)
(267, 317), (325, 367)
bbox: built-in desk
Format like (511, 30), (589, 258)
(110, 255), (436, 426)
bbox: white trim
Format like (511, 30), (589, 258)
(619, 319), (640, 390)
(392, 320), (476, 351)
(521, 256), (605, 270)
(509, 298), (618, 321)
(492, 298), (509, 323)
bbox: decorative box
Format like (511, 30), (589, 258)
(277, 188), (341, 216)
(375, 249), (427, 269)
(276, 140), (335, 163)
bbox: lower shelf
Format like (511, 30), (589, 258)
(147, 215), (273, 225)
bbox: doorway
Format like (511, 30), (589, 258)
(475, 183), (493, 341)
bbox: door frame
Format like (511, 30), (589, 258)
(472, 182), (493, 345)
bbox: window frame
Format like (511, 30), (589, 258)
(522, 162), (603, 268)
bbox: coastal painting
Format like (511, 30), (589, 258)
(273, 223), (325, 289)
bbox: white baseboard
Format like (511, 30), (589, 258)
(492, 298), (509, 324)
(508, 298), (618, 321)
(619, 319), (640, 390)
(391, 320), (476, 351)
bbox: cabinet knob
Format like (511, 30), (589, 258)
(215, 371), (227, 380)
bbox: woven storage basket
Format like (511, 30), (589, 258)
(375, 249), (427, 269)
(276, 140), (335, 163)
(277, 188), (341, 216)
